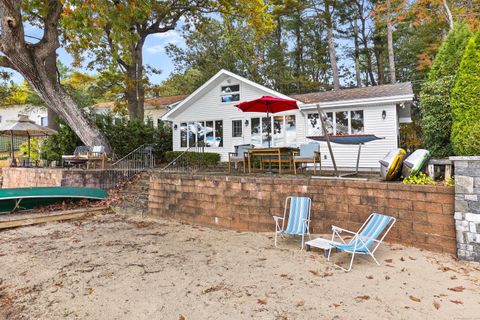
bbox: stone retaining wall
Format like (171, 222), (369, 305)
(1, 168), (113, 189)
(148, 173), (456, 254)
(451, 156), (480, 261)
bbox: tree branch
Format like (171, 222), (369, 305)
(0, 55), (17, 70)
(34, 0), (62, 59)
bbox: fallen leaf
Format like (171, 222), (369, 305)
(309, 270), (320, 276)
(433, 301), (440, 310)
(355, 295), (370, 302)
(385, 275), (391, 280)
(331, 303), (341, 308)
(450, 300), (463, 305)
(448, 286), (465, 292)
(409, 295), (421, 302)
(257, 299), (267, 305)
(408, 256), (416, 261)
(384, 259), (393, 263)
(366, 275), (373, 279)
(179, 315), (185, 320)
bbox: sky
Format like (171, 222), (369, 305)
(7, 24), (186, 85)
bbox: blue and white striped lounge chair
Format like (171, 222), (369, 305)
(327, 213), (396, 272)
(273, 196), (311, 249)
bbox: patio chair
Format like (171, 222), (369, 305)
(87, 145), (107, 169)
(273, 196), (311, 249)
(326, 213), (396, 272)
(62, 146), (91, 168)
(293, 143), (321, 175)
(228, 144), (253, 173)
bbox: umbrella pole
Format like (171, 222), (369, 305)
(10, 130), (16, 167)
(266, 101), (271, 148)
(27, 133), (31, 166)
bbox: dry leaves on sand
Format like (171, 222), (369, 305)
(309, 270), (333, 278)
(384, 259), (393, 263)
(179, 315), (185, 320)
(433, 301), (440, 310)
(257, 299), (267, 305)
(448, 286), (465, 292)
(355, 295), (370, 302)
(450, 300), (463, 305)
(409, 295), (421, 303)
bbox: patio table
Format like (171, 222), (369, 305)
(247, 147), (299, 174)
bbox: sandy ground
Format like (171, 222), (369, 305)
(0, 211), (479, 320)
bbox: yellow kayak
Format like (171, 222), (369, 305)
(379, 148), (406, 181)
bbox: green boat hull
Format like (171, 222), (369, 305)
(0, 187), (108, 213)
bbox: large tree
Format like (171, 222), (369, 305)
(451, 29), (480, 155)
(420, 23), (472, 157)
(0, 0), (112, 153)
(64, 0), (273, 121)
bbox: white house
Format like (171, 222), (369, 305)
(92, 95), (187, 126)
(162, 69), (414, 171)
(0, 104), (48, 127)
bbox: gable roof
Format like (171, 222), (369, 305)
(292, 83), (413, 105)
(162, 69), (296, 120)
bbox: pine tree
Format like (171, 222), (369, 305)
(451, 30), (480, 155)
(420, 23), (472, 157)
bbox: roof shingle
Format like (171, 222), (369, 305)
(291, 82), (413, 104)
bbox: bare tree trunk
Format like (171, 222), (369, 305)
(136, 41), (145, 121)
(45, 54), (59, 130)
(443, 0), (454, 31)
(386, 0), (396, 84)
(325, 0), (340, 90)
(0, 1), (112, 154)
(373, 30), (386, 84)
(357, 0), (376, 85)
(125, 40), (145, 121)
(353, 18), (362, 87)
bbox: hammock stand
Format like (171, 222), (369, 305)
(307, 104), (384, 177)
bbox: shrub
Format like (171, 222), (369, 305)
(403, 172), (435, 185)
(420, 23), (473, 157)
(41, 113), (173, 162)
(451, 30), (480, 155)
(40, 121), (81, 162)
(19, 138), (41, 161)
(164, 151), (220, 166)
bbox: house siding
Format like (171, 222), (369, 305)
(167, 71), (408, 171)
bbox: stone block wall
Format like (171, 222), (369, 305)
(1, 168), (114, 189)
(148, 173), (456, 254)
(451, 157), (480, 261)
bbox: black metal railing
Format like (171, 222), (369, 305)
(99, 144), (155, 189)
(160, 146), (205, 173)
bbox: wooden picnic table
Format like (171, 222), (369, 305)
(247, 147), (299, 174)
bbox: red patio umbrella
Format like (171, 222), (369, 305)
(235, 96), (298, 147)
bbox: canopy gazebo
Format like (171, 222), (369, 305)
(0, 115), (57, 167)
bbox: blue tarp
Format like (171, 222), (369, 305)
(306, 134), (383, 145)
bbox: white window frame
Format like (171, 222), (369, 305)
(220, 84), (240, 104)
(232, 120), (243, 138)
(251, 115), (296, 147)
(182, 120), (224, 148)
(306, 109), (364, 135)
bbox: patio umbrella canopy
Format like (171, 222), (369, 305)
(0, 115), (57, 166)
(235, 96), (298, 147)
